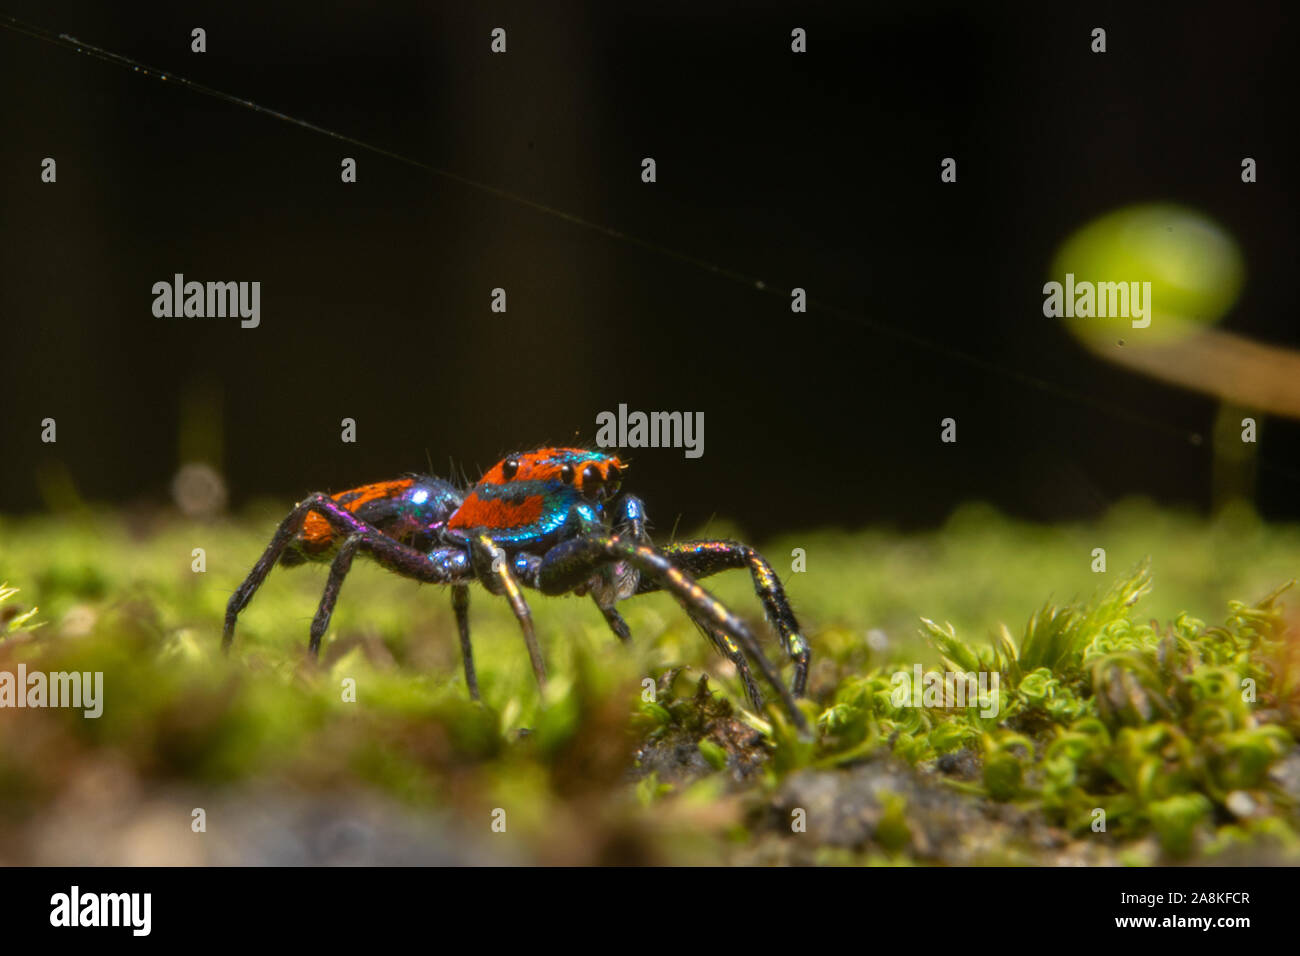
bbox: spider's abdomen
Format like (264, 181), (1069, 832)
(283, 475), (462, 564)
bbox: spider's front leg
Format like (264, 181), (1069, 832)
(223, 492), (374, 652)
(579, 496), (762, 702)
(528, 533), (809, 732)
(638, 540), (811, 697)
(584, 493), (650, 645)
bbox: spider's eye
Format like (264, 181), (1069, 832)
(560, 463), (575, 484)
(607, 464), (621, 482)
(581, 464), (601, 488)
(502, 458), (520, 480)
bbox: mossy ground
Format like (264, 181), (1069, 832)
(1, 497), (1298, 864)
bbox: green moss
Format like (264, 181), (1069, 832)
(806, 562), (1299, 858)
(0, 499), (1297, 863)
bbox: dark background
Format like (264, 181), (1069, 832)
(2, 0), (1297, 536)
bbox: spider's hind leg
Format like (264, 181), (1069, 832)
(310, 532), (361, 656)
(223, 492), (373, 652)
(312, 539), (481, 698)
(307, 533), (467, 661)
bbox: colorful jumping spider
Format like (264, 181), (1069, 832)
(223, 447), (810, 729)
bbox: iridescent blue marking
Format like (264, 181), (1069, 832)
(426, 548), (470, 577)
(444, 484), (607, 548)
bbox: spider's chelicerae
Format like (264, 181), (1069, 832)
(223, 447), (810, 729)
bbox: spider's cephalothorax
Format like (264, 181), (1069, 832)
(223, 447), (811, 729)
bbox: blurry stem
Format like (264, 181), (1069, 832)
(1081, 320), (1300, 418)
(1210, 402), (1258, 511)
(34, 460), (90, 517)
(179, 381), (224, 469)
